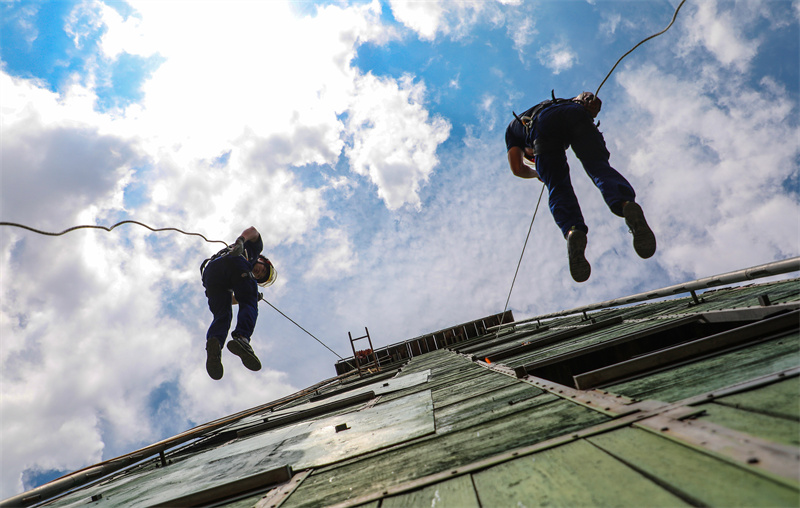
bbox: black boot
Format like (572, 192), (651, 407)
(567, 228), (591, 283)
(205, 337), (224, 380)
(227, 335), (262, 371)
(623, 202), (656, 259)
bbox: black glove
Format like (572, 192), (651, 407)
(229, 236), (245, 257)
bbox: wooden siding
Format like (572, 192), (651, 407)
(26, 278), (799, 508)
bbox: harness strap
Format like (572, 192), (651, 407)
(533, 137), (568, 156)
(200, 245), (235, 277)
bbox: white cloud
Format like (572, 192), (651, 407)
(388, 0), (511, 41)
(509, 15), (537, 58)
(4, 3), (39, 47)
(0, 0), (421, 497)
(65, 0), (104, 50)
(388, 0), (445, 40)
(682, 1), (759, 71)
(536, 42), (577, 75)
(610, 64), (799, 277)
(2, 0), (797, 501)
(304, 228), (358, 281)
(599, 12), (623, 36)
(345, 73), (451, 210)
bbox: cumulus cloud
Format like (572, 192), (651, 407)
(2, 0), (797, 501)
(682, 1), (759, 71)
(0, 0), (430, 497)
(611, 65), (799, 277)
(304, 228), (358, 281)
(537, 41), (577, 75)
(345, 73), (451, 210)
(509, 15), (537, 58)
(388, 0), (511, 41)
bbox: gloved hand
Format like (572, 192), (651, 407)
(229, 236), (245, 257)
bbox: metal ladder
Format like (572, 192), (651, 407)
(348, 327), (380, 377)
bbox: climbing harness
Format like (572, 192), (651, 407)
(200, 245), (238, 276)
(200, 245), (278, 288)
(512, 90), (573, 144)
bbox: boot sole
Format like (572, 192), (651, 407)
(227, 340), (262, 371)
(623, 203), (657, 259)
(567, 231), (591, 283)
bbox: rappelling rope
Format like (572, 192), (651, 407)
(0, 220), (228, 246)
(258, 293), (349, 362)
(595, 0), (687, 97)
(500, 184), (546, 327)
(1, 220), (351, 363)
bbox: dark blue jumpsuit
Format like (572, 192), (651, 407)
(202, 235), (263, 347)
(506, 100), (636, 238)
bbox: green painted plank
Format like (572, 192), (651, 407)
(472, 439), (689, 507)
(432, 371), (523, 409)
(435, 388), (553, 433)
(381, 474), (480, 508)
(282, 400), (610, 508)
(714, 376), (800, 421)
(505, 318), (690, 368)
(698, 402), (800, 447)
(608, 333), (799, 402)
(588, 427), (799, 507)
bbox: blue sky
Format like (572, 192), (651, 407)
(1, 0), (798, 499)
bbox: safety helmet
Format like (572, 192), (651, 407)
(254, 255), (277, 287)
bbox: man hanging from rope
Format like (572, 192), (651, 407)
(505, 91), (656, 282)
(200, 226), (277, 380)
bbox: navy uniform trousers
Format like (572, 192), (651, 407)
(534, 102), (636, 237)
(202, 256), (259, 347)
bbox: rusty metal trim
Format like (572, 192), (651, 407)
(635, 415), (800, 487)
(254, 469), (313, 508)
(476, 360), (642, 417)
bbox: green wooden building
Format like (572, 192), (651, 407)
(5, 259), (799, 508)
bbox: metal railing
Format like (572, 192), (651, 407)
(504, 256), (800, 327)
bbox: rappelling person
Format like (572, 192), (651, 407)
(200, 226), (277, 380)
(505, 91), (656, 282)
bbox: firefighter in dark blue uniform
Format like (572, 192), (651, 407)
(505, 92), (656, 283)
(201, 226), (276, 380)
